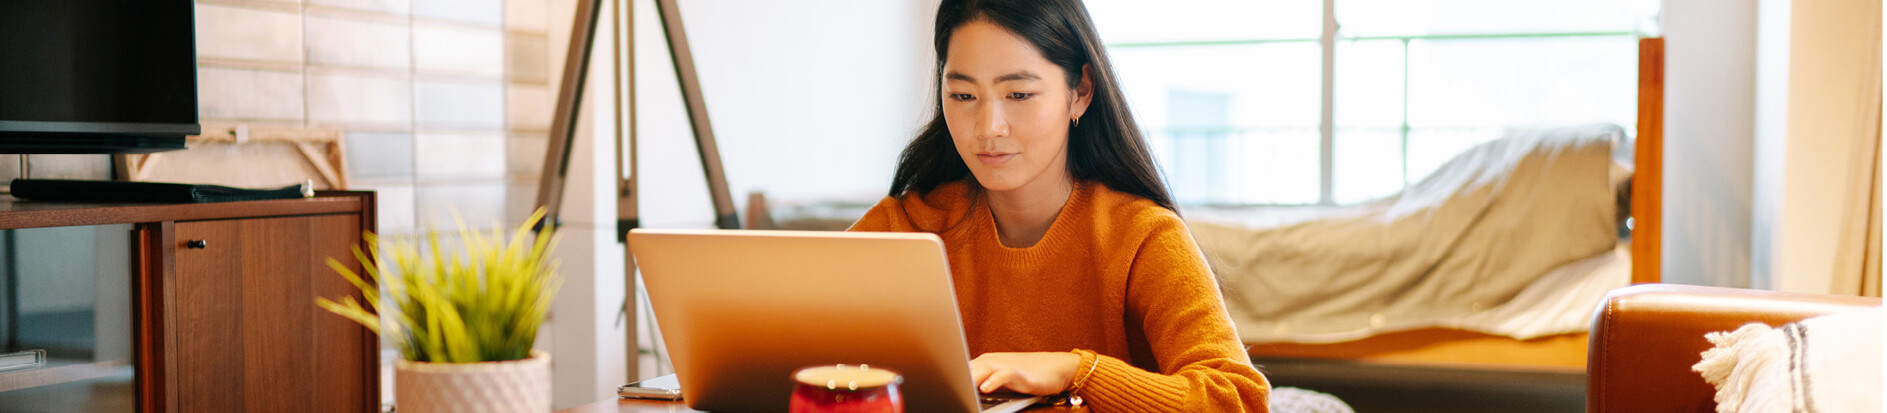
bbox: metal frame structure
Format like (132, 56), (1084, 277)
(536, 0), (740, 380)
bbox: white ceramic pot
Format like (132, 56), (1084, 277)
(394, 350), (551, 413)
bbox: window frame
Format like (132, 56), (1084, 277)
(1103, 1), (1642, 206)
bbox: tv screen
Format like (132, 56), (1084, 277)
(0, 0), (197, 154)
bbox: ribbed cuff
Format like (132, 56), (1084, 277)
(1075, 353), (1189, 411)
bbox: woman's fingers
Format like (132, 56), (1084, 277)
(969, 359), (997, 392)
(979, 367), (1015, 393)
(971, 355), (1019, 393)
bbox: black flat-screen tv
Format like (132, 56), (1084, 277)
(0, 0), (197, 154)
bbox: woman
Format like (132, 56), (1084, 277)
(848, 0), (1271, 411)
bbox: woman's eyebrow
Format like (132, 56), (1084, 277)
(944, 71), (1041, 83)
(995, 71), (1041, 83)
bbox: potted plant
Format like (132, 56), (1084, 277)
(318, 210), (562, 413)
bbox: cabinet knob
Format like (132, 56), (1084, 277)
(186, 240), (208, 249)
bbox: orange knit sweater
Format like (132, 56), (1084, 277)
(849, 180), (1271, 412)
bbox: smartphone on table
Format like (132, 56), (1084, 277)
(618, 374), (683, 401)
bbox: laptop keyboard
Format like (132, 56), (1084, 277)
(978, 395), (1043, 412)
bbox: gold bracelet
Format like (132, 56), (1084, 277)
(1064, 350), (1099, 398)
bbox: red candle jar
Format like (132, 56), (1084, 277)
(788, 364), (904, 413)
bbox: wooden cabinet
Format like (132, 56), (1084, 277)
(0, 192), (379, 412)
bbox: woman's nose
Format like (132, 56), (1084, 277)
(975, 102), (1008, 139)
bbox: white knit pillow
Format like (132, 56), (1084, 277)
(1693, 308), (1882, 413)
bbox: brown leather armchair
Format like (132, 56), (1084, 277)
(1586, 284), (1881, 412)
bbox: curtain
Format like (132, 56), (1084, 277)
(1856, 134), (1882, 297)
(1831, 61), (1883, 298)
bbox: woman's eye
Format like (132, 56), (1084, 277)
(949, 93), (975, 102)
(1007, 92), (1034, 101)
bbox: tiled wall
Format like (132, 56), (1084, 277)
(191, 0), (556, 234)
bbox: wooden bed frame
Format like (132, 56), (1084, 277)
(1245, 37), (1666, 373)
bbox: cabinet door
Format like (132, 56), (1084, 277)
(172, 219), (245, 413)
(308, 214), (373, 412)
(172, 214), (373, 413)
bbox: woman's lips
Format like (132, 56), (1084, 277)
(976, 153), (1016, 166)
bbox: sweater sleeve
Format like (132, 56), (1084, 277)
(1076, 216), (1271, 412)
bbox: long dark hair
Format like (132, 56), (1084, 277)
(888, 0), (1177, 213)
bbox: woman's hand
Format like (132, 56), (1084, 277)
(969, 351), (1082, 395)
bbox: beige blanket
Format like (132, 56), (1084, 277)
(1191, 125), (1624, 343)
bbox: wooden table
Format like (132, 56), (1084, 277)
(555, 398), (707, 413)
(556, 398), (1088, 413)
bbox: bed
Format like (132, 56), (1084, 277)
(747, 38), (1668, 376)
(1191, 38), (1667, 374)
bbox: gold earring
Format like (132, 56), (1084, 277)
(1073, 117), (1080, 127)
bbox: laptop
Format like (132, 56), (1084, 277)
(626, 229), (1041, 413)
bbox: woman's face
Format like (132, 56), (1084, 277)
(941, 20), (1091, 193)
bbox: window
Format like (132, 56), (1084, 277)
(1086, 0), (1659, 205)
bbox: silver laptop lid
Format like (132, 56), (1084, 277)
(628, 229), (982, 413)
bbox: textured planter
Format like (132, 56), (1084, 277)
(395, 351), (551, 413)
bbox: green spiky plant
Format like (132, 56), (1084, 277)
(317, 208), (562, 363)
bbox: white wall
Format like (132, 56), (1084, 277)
(1751, 0), (1791, 290)
(1661, 0), (1758, 287)
(172, 0), (538, 237)
(635, 0), (937, 229)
